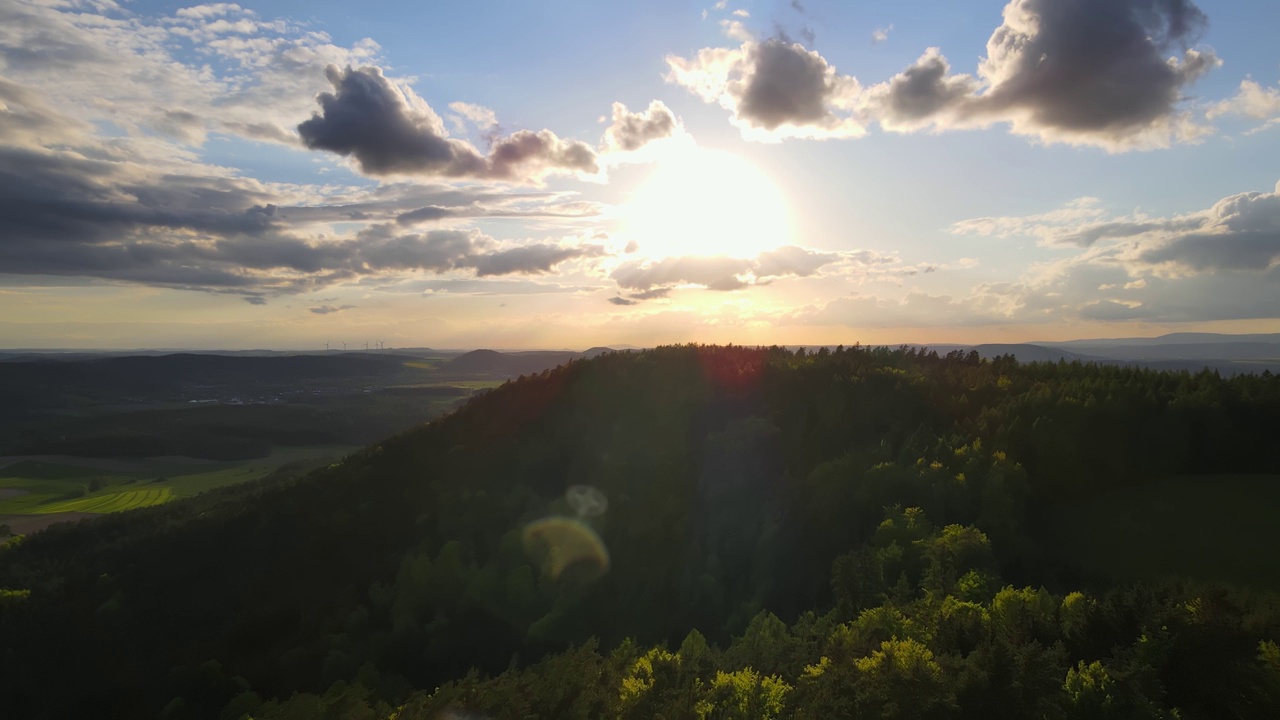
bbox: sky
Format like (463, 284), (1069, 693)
(2, 0), (1279, 350)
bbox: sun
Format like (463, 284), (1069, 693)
(622, 147), (792, 260)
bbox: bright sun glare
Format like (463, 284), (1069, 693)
(624, 147), (792, 260)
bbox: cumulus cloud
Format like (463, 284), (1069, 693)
(665, 39), (865, 140)
(0, 81), (608, 297)
(864, 0), (1219, 149)
(872, 25), (893, 44)
(298, 66), (598, 182)
(953, 182), (1280, 274)
(1208, 78), (1280, 134)
(672, 0), (1219, 150)
(920, 182), (1280, 326)
(601, 101), (678, 152)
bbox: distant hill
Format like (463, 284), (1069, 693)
(1041, 331), (1280, 347)
(443, 348), (614, 377)
(882, 333), (1280, 375)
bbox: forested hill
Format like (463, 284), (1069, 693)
(2, 345), (1279, 719)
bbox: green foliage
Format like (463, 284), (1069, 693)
(2, 345), (1280, 719)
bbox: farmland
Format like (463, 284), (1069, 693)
(0, 445), (358, 533)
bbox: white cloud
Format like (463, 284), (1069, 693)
(1208, 78), (1280, 135)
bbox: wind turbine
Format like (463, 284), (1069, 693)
(342, 342), (347, 352)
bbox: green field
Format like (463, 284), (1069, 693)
(0, 444), (357, 519)
(36, 487), (174, 514)
(1044, 474), (1280, 590)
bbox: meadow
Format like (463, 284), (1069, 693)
(0, 445), (357, 518)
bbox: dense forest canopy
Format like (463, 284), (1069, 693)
(2, 344), (1279, 719)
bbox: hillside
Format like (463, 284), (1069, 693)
(1, 345), (1279, 719)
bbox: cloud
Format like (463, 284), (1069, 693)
(953, 182), (1280, 274)
(394, 199), (598, 225)
(665, 39), (865, 140)
(672, 0), (1218, 150)
(612, 255), (756, 292)
(872, 25), (893, 44)
(629, 287), (671, 300)
(463, 243), (606, 277)
(310, 304), (356, 314)
(298, 65), (598, 182)
(864, 0), (1219, 150)
(601, 100), (678, 152)
(243, 295), (268, 305)
(754, 245), (840, 277)
(1208, 78), (1280, 134)
(863, 49), (982, 132)
(0, 0), (382, 149)
(720, 19), (753, 42)
(607, 296), (637, 306)
(923, 182), (1280, 326)
(448, 101), (498, 131)
(609, 245), (910, 296)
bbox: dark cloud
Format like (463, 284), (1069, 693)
(298, 65), (598, 181)
(739, 40), (838, 130)
(869, 50), (980, 131)
(394, 199), (598, 225)
(463, 243), (605, 277)
(867, 0), (1218, 148)
(297, 65), (487, 177)
(630, 287), (671, 300)
(674, 0), (1216, 148)
(607, 296), (637, 306)
(602, 101), (678, 152)
(242, 296), (268, 305)
(666, 39), (863, 138)
(0, 144), (606, 294)
(1139, 230), (1280, 272)
(1056, 218), (1206, 247)
(310, 304), (356, 315)
(0, 80), (609, 297)
(486, 129), (599, 180)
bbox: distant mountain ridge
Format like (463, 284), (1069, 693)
(443, 347), (617, 377)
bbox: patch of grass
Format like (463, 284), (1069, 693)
(0, 445), (358, 515)
(1044, 474), (1280, 590)
(441, 379), (505, 390)
(36, 487), (174, 514)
